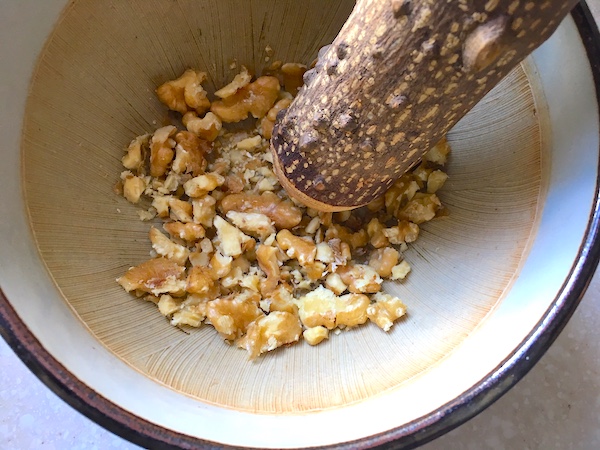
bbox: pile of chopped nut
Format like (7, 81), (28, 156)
(116, 63), (450, 360)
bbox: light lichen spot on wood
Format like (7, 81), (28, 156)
(508, 0), (520, 15)
(512, 17), (523, 31)
(485, 0), (500, 11)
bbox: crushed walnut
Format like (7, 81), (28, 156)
(116, 64), (451, 360)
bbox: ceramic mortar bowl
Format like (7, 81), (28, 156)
(1, 1), (599, 448)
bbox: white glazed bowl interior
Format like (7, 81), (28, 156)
(1, 1), (599, 448)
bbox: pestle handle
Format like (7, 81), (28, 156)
(271, 0), (579, 211)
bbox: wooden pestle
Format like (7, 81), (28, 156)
(271, 0), (579, 211)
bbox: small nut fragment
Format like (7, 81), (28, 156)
(220, 192), (302, 229)
(276, 229), (316, 266)
(423, 138), (451, 165)
(226, 211), (275, 239)
(367, 218), (390, 248)
(211, 76), (280, 122)
(192, 195), (217, 227)
(184, 173), (225, 197)
(206, 291), (263, 340)
(156, 69), (210, 114)
(149, 227), (190, 265)
(122, 135), (149, 172)
(152, 195), (173, 218)
(237, 311), (302, 360)
(296, 286), (369, 329)
(398, 193), (442, 224)
(260, 284), (297, 314)
(367, 292), (407, 331)
(209, 251), (233, 280)
(158, 294), (181, 317)
(259, 97), (293, 139)
(169, 198), (194, 223)
(213, 215), (254, 257)
(171, 308), (204, 327)
(172, 131), (210, 176)
(368, 247), (400, 277)
(296, 286), (338, 329)
(303, 326), (329, 346)
(236, 135), (262, 151)
(150, 126), (177, 177)
(391, 260), (411, 280)
(325, 272), (347, 295)
(256, 244), (280, 295)
(183, 112), (222, 142)
(186, 266), (216, 295)
(122, 174), (146, 204)
(336, 264), (382, 294)
(325, 224), (368, 249)
(427, 170), (449, 194)
(335, 293), (370, 328)
(117, 258), (186, 296)
(163, 222), (205, 242)
(214, 66), (252, 98)
(383, 221), (419, 244)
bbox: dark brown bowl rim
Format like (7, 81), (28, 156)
(2, 3), (600, 449)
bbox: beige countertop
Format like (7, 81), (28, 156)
(1, 2), (600, 448)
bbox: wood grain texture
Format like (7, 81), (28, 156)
(271, 0), (574, 210)
(22, 0), (544, 413)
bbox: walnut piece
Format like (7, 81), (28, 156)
(296, 286), (369, 329)
(211, 76), (280, 122)
(213, 215), (254, 257)
(214, 66), (252, 98)
(226, 211), (275, 239)
(183, 112), (222, 142)
(172, 131), (209, 176)
(256, 244), (280, 295)
(150, 126), (177, 177)
(156, 69), (210, 115)
(367, 292), (407, 331)
(237, 311), (302, 360)
(303, 326), (329, 346)
(206, 291), (263, 340)
(336, 264), (382, 294)
(117, 258), (186, 296)
(276, 230), (316, 266)
(220, 192), (302, 229)
(122, 174), (146, 204)
(368, 247), (400, 278)
(149, 227), (190, 265)
(163, 222), (205, 242)
(122, 135), (149, 172)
